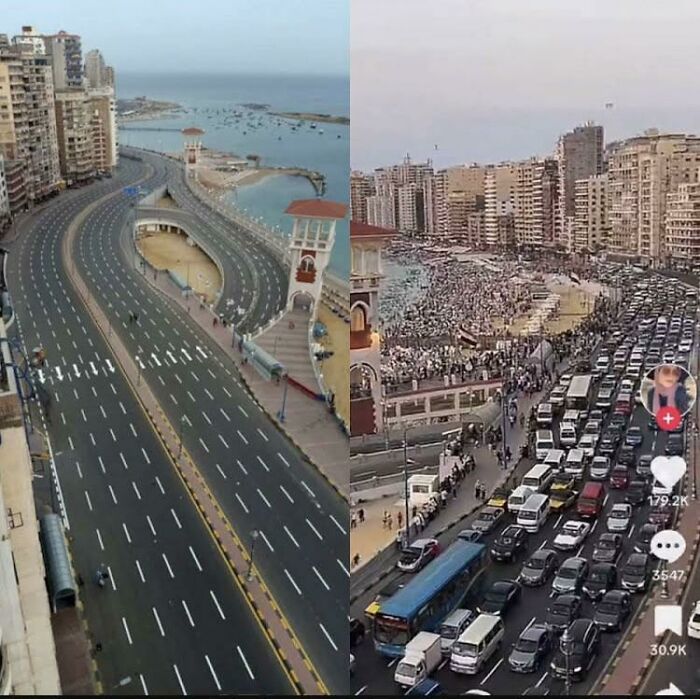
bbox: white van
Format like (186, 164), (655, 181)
(449, 614), (505, 675)
(439, 609), (475, 656)
(559, 422), (577, 447)
(535, 430), (555, 460)
(521, 464), (554, 493)
(516, 493), (550, 533)
(544, 449), (566, 471)
(507, 485), (536, 514)
(564, 448), (586, 479)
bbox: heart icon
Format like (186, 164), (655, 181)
(651, 456), (687, 490)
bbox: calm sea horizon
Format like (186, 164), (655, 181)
(116, 71), (349, 277)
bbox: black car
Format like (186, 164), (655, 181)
(637, 454), (653, 478)
(593, 590), (632, 631)
(582, 563), (617, 601)
(478, 579), (522, 616)
(519, 549), (559, 587)
(491, 525), (529, 562)
(648, 415), (660, 432)
(598, 431), (620, 455)
(592, 533), (623, 564)
(545, 594), (581, 633)
(550, 619), (600, 682)
(648, 503), (674, 527)
(618, 444), (636, 466)
(634, 523), (660, 554)
(625, 426), (643, 446)
(350, 618), (366, 647)
(626, 479), (650, 506)
(666, 434), (684, 456)
(508, 624), (552, 673)
(620, 553), (653, 592)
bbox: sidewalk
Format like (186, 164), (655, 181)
(63, 187), (326, 694)
(350, 387), (543, 599)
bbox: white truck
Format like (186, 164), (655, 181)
(394, 632), (442, 688)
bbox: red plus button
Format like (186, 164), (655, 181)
(656, 406), (682, 431)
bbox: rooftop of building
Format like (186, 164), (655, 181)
(285, 199), (348, 219)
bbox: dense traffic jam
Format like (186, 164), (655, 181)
(350, 269), (698, 696)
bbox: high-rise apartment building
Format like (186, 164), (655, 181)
(607, 130), (700, 262)
(366, 194), (395, 229)
(484, 163), (516, 247)
(350, 170), (373, 223)
(12, 26), (45, 55)
(512, 158), (559, 248)
(86, 87), (118, 172)
(573, 174), (608, 252)
(0, 155), (9, 230)
(396, 183), (419, 233)
(556, 123), (604, 248)
(54, 88), (95, 184)
(665, 173), (700, 262)
(43, 31), (83, 89)
(84, 48), (114, 89)
(432, 165), (485, 238)
(0, 44), (61, 204)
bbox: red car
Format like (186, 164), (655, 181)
(609, 465), (630, 489)
(614, 393), (633, 415)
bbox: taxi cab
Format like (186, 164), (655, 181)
(550, 472), (576, 493)
(549, 488), (577, 512)
(487, 487), (511, 509)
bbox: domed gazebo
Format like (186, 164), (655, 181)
(181, 126), (205, 176)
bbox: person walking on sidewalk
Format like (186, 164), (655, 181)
(358, 507), (365, 523)
(474, 479), (482, 500)
(440, 488), (448, 508)
(350, 512), (357, 529)
(397, 510), (403, 529)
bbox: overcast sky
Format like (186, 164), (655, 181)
(3, 0), (348, 76)
(351, 0), (700, 170)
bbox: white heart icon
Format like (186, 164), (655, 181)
(651, 456), (687, 490)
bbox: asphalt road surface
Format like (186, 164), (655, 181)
(350, 280), (695, 696)
(6, 153), (347, 694)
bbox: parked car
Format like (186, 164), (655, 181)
(593, 590), (631, 631)
(592, 533), (623, 564)
(519, 549), (559, 587)
(550, 619), (600, 681)
(457, 529), (482, 543)
(508, 624), (552, 674)
(478, 580), (522, 616)
(397, 538), (441, 572)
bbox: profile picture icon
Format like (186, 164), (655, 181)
(640, 363), (697, 419)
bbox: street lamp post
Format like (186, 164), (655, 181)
(178, 414), (185, 458)
(247, 529), (259, 581)
(403, 426), (411, 549)
(277, 374), (288, 423)
(561, 626), (574, 696)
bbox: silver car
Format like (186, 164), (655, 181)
(551, 557), (588, 594)
(606, 503), (632, 532)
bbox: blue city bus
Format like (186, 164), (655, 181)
(372, 540), (487, 657)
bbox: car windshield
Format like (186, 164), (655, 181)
(480, 512), (495, 522)
(599, 539), (615, 549)
(598, 601), (619, 614)
(611, 510), (628, 518)
(485, 589), (506, 601)
(550, 603), (569, 617)
(452, 641), (479, 657)
(559, 566), (578, 579)
(527, 557), (545, 570)
(499, 537), (514, 546)
(515, 637), (538, 653)
(440, 625), (459, 640)
(590, 569), (609, 582)
(624, 564), (644, 576)
(401, 549), (419, 560)
(396, 661), (418, 678)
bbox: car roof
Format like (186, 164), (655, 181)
(561, 557), (587, 569)
(603, 589), (627, 601)
(531, 548), (555, 559)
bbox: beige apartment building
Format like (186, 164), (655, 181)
(54, 88), (95, 185)
(366, 194), (395, 229)
(665, 175), (700, 262)
(607, 130), (700, 262)
(86, 87), (118, 172)
(431, 165), (485, 238)
(512, 157), (559, 248)
(573, 173), (608, 252)
(484, 163), (516, 247)
(0, 41), (61, 204)
(350, 170), (373, 223)
(396, 182), (419, 233)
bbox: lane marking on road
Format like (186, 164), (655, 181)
(260, 530), (275, 552)
(155, 476), (165, 494)
(278, 452), (290, 467)
(139, 674), (148, 695)
(313, 567), (330, 591)
(181, 600), (195, 628)
(218, 434), (229, 448)
(284, 525), (299, 548)
(201, 410), (211, 424)
(122, 617), (133, 645)
(220, 408), (231, 421)
(162, 553), (175, 578)
(84, 491), (93, 511)
(215, 463), (227, 479)
(198, 437), (210, 453)
(98, 456), (106, 474)
(257, 455), (269, 472)
(481, 657), (503, 685)
(235, 493), (249, 514)
(189, 546), (202, 572)
(329, 515), (347, 535)
(337, 559), (350, 576)
(136, 560), (146, 583)
(153, 607), (165, 637)
(109, 485), (118, 504)
(210, 590), (226, 620)
(280, 485), (294, 503)
(237, 459), (248, 475)
(257, 489), (271, 508)
(237, 646), (255, 680)
(257, 428), (269, 442)
(96, 528), (104, 550)
(319, 622), (337, 650)
(132, 481), (142, 500)
(122, 522), (132, 544)
(205, 655), (221, 691)
(238, 405), (248, 417)
(285, 568), (302, 594)
(171, 508), (182, 529)
(120, 452), (128, 469)
(237, 429), (248, 445)
(141, 447), (150, 464)
(306, 518), (323, 541)
(146, 515), (157, 537)
(173, 664), (187, 695)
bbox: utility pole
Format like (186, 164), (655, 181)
(403, 425), (411, 549)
